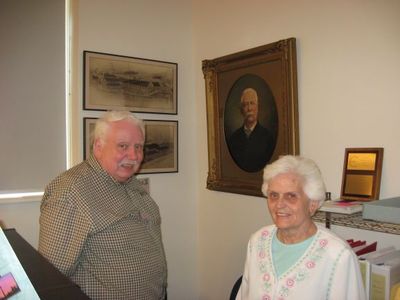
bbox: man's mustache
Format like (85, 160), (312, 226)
(119, 160), (139, 167)
(244, 112), (257, 118)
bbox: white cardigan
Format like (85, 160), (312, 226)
(237, 224), (366, 300)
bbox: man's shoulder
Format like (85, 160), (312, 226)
(44, 160), (94, 195)
(53, 160), (91, 180)
(231, 126), (245, 136)
(228, 126), (245, 143)
(254, 122), (272, 135)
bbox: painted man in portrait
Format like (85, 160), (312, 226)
(227, 87), (275, 173)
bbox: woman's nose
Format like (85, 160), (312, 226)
(276, 196), (286, 208)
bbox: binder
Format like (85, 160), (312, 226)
(390, 282), (400, 300)
(356, 242), (378, 256)
(359, 247), (397, 299)
(351, 240), (367, 248)
(370, 256), (400, 300)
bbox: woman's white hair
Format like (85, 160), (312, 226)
(261, 155), (327, 207)
(93, 110), (145, 146)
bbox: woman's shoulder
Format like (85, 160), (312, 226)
(315, 224), (352, 252)
(249, 224), (276, 241)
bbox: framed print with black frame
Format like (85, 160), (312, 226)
(83, 117), (97, 160)
(83, 118), (178, 174)
(83, 51), (177, 114)
(202, 38), (299, 197)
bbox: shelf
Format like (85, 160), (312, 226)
(313, 211), (400, 236)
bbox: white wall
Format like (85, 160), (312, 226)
(193, 0), (400, 299)
(0, 198), (41, 247)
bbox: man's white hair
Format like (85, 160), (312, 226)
(240, 87), (258, 105)
(93, 110), (145, 146)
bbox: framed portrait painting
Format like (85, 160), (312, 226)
(83, 51), (177, 114)
(202, 38), (299, 196)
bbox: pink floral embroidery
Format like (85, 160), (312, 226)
(306, 260), (315, 269)
(262, 295), (271, 300)
(319, 239), (328, 247)
(259, 251), (266, 259)
(286, 278), (295, 287)
(261, 230), (269, 238)
(263, 273), (270, 281)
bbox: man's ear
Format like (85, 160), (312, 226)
(93, 138), (102, 157)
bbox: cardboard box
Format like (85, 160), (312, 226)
(363, 197), (400, 225)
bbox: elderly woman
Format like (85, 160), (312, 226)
(236, 155), (366, 300)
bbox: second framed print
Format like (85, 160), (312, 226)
(141, 120), (178, 174)
(202, 38), (299, 196)
(84, 118), (178, 174)
(83, 51), (177, 114)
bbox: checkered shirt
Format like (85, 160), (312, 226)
(38, 155), (167, 299)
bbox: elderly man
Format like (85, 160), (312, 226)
(227, 87), (275, 172)
(39, 111), (167, 299)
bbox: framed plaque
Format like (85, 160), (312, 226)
(340, 148), (384, 201)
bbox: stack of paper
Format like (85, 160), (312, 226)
(319, 200), (364, 214)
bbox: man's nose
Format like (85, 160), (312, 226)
(128, 146), (139, 159)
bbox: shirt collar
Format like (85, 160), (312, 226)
(243, 122), (257, 132)
(243, 122), (257, 137)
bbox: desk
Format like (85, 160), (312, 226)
(4, 228), (90, 300)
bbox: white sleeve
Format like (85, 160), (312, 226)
(329, 248), (367, 300)
(236, 240), (251, 300)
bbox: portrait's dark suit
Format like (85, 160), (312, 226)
(228, 122), (275, 172)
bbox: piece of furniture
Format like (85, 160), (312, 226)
(313, 211), (400, 235)
(229, 275), (242, 300)
(4, 228), (90, 300)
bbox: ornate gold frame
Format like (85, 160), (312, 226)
(202, 38), (299, 196)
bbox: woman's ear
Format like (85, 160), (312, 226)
(309, 200), (320, 216)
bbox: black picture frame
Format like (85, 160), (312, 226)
(83, 51), (178, 114)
